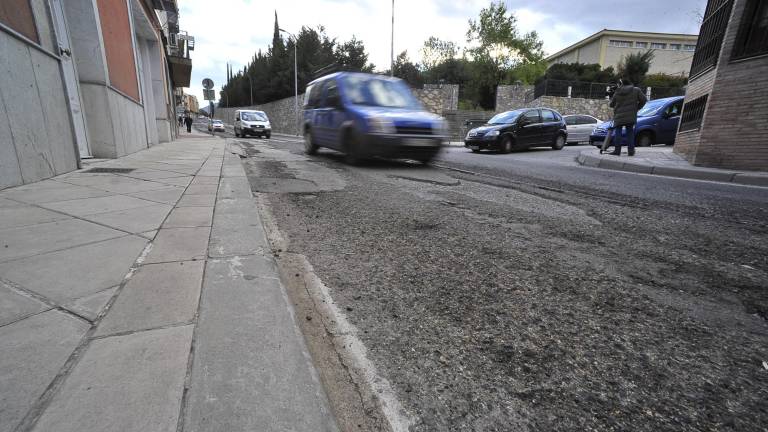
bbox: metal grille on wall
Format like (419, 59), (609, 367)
(679, 94), (709, 132)
(732, 0), (768, 59)
(533, 80), (685, 101)
(689, 0), (735, 78)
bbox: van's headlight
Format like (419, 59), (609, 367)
(486, 130), (500, 137)
(368, 117), (395, 134)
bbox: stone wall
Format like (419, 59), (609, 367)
(495, 85), (534, 112)
(529, 96), (613, 121)
(413, 84), (459, 114)
(442, 110), (496, 140)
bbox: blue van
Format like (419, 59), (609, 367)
(302, 72), (448, 164)
(590, 96), (685, 147)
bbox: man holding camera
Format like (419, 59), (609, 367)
(608, 79), (647, 156)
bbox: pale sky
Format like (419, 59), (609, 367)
(178, 0), (705, 107)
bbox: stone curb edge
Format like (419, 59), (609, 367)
(576, 152), (768, 187)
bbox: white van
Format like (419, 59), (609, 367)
(234, 110), (271, 138)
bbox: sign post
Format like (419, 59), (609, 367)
(203, 78), (215, 135)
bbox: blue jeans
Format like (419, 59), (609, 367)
(613, 124), (635, 153)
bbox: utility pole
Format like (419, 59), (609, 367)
(390, 0), (394, 76)
(280, 28), (299, 136)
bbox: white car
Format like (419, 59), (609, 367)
(234, 109), (271, 138)
(564, 115), (601, 144)
(208, 119), (225, 132)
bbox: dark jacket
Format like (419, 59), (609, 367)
(610, 85), (647, 126)
(184, 116), (193, 126)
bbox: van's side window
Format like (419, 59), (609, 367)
(305, 83), (323, 108)
(322, 81), (339, 108)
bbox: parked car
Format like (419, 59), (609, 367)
(302, 72), (448, 164)
(464, 108), (568, 153)
(208, 119), (225, 132)
(590, 96), (684, 147)
(564, 114), (601, 144)
(234, 109), (271, 138)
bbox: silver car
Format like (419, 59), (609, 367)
(564, 115), (601, 144)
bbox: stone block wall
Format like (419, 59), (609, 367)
(218, 94), (306, 135)
(530, 96), (613, 121)
(413, 84), (459, 114)
(495, 85), (534, 112)
(442, 110), (496, 140)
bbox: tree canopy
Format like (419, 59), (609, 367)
(220, 14), (375, 107)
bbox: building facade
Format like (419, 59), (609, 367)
(546, 29), (699, 77)
(674, 0), (768, 171)
(0, 0), (192, 189)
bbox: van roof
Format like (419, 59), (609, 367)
(306, 72), (402, 87)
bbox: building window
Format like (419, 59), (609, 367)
(732, 0), (768, 59)
(684, 44), (697, 51)
(679, 94), (709, 132)
(609, 40), (633, 48)
(670, 44), (682, 50)
(635, 41), (648, 48)
(651, 42), (668, 49)
(0, 0), (39, 42)
(690, 0), (735, 78)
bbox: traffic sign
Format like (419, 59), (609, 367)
(203, 89), (215, 101)
(202, 78), (214, 89)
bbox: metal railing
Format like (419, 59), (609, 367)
(534, 79), (685, 101)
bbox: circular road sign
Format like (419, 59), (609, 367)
(202, 78), (214, 89)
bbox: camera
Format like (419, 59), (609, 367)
(607, 85), (618, 97)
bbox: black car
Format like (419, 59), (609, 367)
(464, 108), (568, 153)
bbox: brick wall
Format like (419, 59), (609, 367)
(676, 0), (768, 171)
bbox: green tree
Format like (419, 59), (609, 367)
(334, 37), (376, 72)
(421, 36), (458, 71)
(463, 1), (545, 108)
(392, 51), (423, 87)
(617, 50), (655, 86)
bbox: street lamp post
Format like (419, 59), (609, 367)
(280, 28), (299, 136)
(391, 0), (394, 77)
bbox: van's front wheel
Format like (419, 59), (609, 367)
(344, 130), (363, 165)
(304, 130), (318, 155)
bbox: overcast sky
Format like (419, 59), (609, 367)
(179, 0), (705, 107)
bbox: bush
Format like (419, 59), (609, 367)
(642, 73), (687, 88)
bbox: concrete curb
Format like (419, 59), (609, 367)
(576, 151), (768, 187)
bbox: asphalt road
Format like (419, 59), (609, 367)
(225, 128), (768, 431)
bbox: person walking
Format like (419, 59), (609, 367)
(178, 115), (184, 127)
(184, 114), (193, 133)
(609, 79), (647, 156)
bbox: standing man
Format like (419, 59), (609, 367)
(184, 114), (193, 133)
(609, 79), (647, 156)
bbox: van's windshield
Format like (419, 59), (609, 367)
(241, 112), (267, 121)
(341, 75), (421, 109)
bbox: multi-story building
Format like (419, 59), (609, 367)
(0, 0), (193, 189)
(546, 29), (699, 77)
(183, 93), (199, 114)
(674, 0), (768, 171)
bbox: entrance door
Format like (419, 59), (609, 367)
(50, 0), (91, 159)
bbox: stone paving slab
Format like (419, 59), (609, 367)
(127, 187), (185, 204)
(0, 310), (89, 432)
(0, 236), (147, 303)
(0, 206), (70, 230)
(0, 182), (112, 204)
(143, 227), (211, 264)
(176, 193), (216, 207)
(162, 206), (213, 228)
(31, 325), (193, 432)
(39, 195), (159, 217)
(0, 219), (126, 263)
(95, 261), (204, 336)
(208, 199), (270, 258)
(61, 287), (118, 321)
(56, 175), (177, 194)
(0, 280), (49, 326)
(80, 203), (173, 234)
(184, 256), (337, 432)
(184, 183), (218, 195)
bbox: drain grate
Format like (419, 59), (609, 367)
(84, 167), (136, 173)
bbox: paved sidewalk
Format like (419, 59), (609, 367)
(577, 147), (768, 186)
(0, 133), (337, 431)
